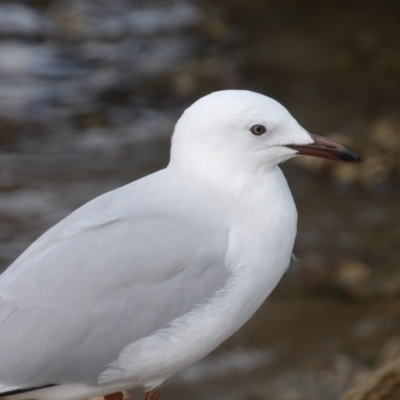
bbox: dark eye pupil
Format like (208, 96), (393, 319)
(250, 125), (266, 135)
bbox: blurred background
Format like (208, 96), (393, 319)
(0, 0), (399, 399)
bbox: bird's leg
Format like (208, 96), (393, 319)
(145, 387), (161, 400)
(104, 391), (124, 400)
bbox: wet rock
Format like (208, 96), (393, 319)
(339, 359), (400, 400)
(334, 260), (376, 300)
(336, 260), (371, 288)
(335, 260), (400, 300)
(377, 337), (400, 367)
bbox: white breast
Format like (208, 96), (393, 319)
(98, 166), (297, 390)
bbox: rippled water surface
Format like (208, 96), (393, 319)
(1, 1), (400, 399)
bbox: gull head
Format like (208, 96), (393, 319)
(170, 90), (360, 177)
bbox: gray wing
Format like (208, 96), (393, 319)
(0, 170), (230, 389)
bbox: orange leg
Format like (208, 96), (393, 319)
(104, 392), (124, 400)
(145, 387), (161, 400)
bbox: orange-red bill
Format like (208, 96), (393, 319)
(286, 134), (361, 163)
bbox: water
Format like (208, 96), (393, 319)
(0, 1), (400, 399)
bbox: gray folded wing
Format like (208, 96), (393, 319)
(0, 170), (230, 390)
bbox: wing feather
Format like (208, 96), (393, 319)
(0, 170), (230, 389)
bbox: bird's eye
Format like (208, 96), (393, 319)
(250, 125), (267, 136)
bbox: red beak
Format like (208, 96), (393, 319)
(286, 134), (361, 163)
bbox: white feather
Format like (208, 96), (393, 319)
(0, 90), (313, 399)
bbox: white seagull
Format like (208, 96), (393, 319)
(0, 90), (360, 400)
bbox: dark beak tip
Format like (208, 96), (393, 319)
(340, 154), (362, 163)
(340, 147), (362, 163)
